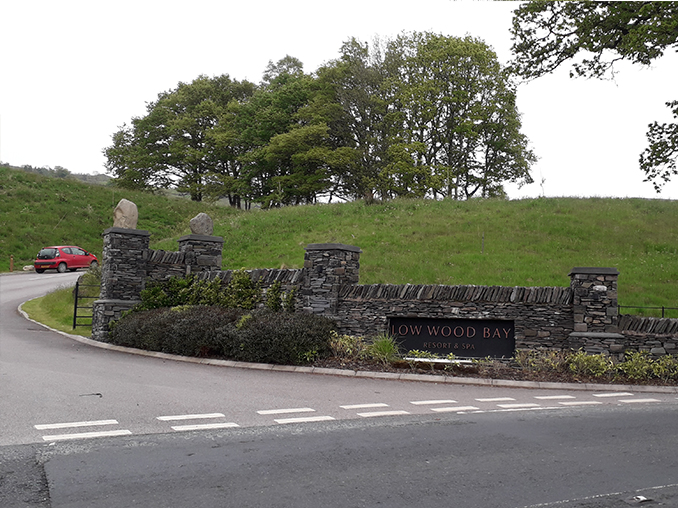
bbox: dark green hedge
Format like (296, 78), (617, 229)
(108, 306), (335, 365)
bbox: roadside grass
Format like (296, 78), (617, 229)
(22, 286), (92, 337)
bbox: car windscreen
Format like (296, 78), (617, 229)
(37, 248), (58, 259)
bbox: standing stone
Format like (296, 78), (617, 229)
(113, 199), (139, 229)
(189, 213), (214, 236)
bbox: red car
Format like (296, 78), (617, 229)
(34, 246), (99, 273)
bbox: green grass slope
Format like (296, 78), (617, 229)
(2, 165), (676, 309)
(201, 197), (676, 310)
(0, 165), (234, 271)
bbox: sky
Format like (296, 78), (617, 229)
(1, 0), (677, 200)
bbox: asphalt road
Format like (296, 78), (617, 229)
(2, 272), (678, 507)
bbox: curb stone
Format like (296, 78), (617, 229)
(17, 302), (678, 395)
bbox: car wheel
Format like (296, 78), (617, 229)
(90, 261), (99, 269)
(57, 262), (67, 273)
(36, 269), (45, 274)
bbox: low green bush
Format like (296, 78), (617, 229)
(109, 306), (335, 365)
(567, 350), (614, 378)
(108, 306), (244, 357)
(328, 332), (368, 360)
(514, 350), (569, 373)
(616, 351), (654, 380)
(650, 354), (678, 382)
(135, 271), (285, 312)
(215, 309), (336, 365)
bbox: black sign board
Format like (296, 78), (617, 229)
(389, 317), (515, 358)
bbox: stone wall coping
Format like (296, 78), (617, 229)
(94, 299), (141, 306)
(305, 243), (362, 253)
(569, 267), (619, 276)
(569, 331), (624, 339)
(178, 234), (224, 243)
(103, 227), (151, 237)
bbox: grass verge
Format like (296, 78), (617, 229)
(21, 287), (92, 337)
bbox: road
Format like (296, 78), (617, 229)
(1, 272), (678, 507)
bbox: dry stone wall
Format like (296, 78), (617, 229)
(336, 284), (574, 352)
(91, 222), (678, 358)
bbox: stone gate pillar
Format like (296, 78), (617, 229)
(302, 243), (361, 315)
(569, 267), (620, 333)
(91, 227), (150, 341)
(178, 234), (223, 274)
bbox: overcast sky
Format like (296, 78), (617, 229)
(1, 0), (676, 200)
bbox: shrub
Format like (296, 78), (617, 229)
(617, 351), (654, 381)
(214, 309), (336, 365)
(514, 350), (568, 373)
(650, 355), (678, 382)
(136, 271), (263, 312)
(567, 350), (614, 378)
(108, 306), (244, 357)
(329, 332), (368, 360)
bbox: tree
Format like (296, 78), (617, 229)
(510, 1), (678, 191)
(316, 38), (393, 200)
(104, 75), (255, 201)
(383, 32), (535, 199)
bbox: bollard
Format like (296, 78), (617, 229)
(9, 255), (14, 272)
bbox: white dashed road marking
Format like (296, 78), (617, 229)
(157, 413), (226, 421)
(431, 406), (480, 413)
(275, 416), (335, 424)
(410, 400), (457, 405)
(619, 398), (660, 404)
(42, 430), (132, 442)
(340, 403), (389, 409)
(497, 403), (541, 409)
(357, 411), (410, 418)
(171, 422), (239, 431)
(559, 401), (603, 406)
(35, 419), (119, 430)
(257, 407), (316, 415)
(534, 395), (576, 400)
(593, 392), (634, 397)
(476, 397), (516, 402)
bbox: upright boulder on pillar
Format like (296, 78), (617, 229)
(113, 199), (139, 230)
(189, 212), (214, 236)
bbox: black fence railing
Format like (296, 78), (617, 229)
(73, 281), (100, 329)
(618, 305), (678, 319)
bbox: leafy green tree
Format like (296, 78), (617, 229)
(316, 38), (393, 200)
(104, 75), (255, 201)
(383, 32), (535, 199)
(510, 1), (678, 192)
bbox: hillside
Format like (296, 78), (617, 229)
(0, 166), (235, 271)
(1, 166), (677, 311)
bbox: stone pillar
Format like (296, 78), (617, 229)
(91, 227), (151, 341)
(302, 243), (361, 315)
(569, 267), (619, 333)
(178, 234), (224, 274)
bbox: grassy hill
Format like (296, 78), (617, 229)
(0, 165), (235, 271)
(2, 166), (677, 310)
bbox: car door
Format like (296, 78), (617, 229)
(59, 247), (75, 268)
(70, 247), (88, 268)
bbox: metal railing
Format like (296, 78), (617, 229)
(73, 281), (100, 329)
(618, 305), (678, 319)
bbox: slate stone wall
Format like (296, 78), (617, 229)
(91, 230), (678, 358)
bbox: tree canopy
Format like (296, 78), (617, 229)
(104, 33), (535, 205)
(510, 1), (678, 192)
